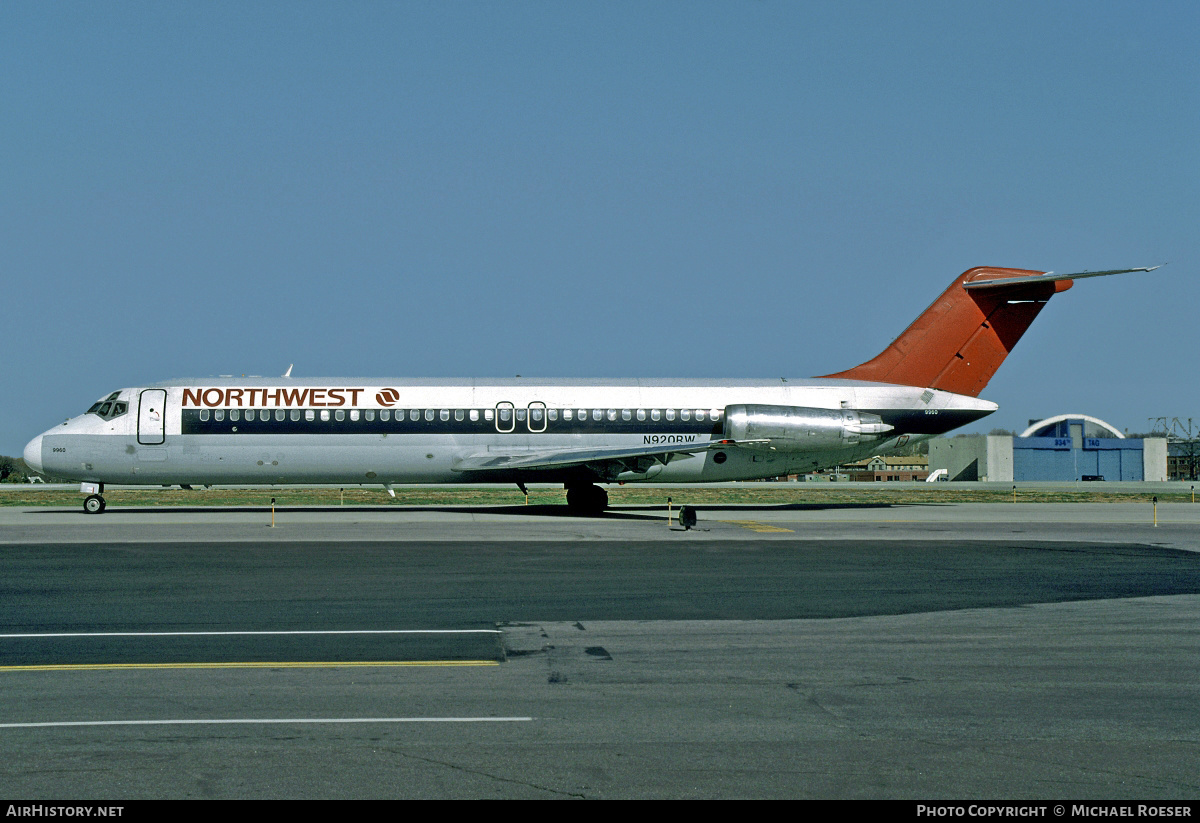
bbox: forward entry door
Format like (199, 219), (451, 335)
(138, 389), (167, 445)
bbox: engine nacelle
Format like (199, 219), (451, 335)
(723, 404), (893, 450)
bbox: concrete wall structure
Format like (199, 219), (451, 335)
(929, 435), (1013, 482)
(1144, 438), (1168, 482)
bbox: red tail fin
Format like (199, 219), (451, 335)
(820, 266), (1070, 397)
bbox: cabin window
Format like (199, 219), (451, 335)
(245, 409), (256, 422)
(563, 409), (573, 421)
(320, 410), (330, 422)
(621, 409), (631, 421)
(547, 409), (558, 421)
(275, 409), (285, 422)
(287, 409), (298, 422)
(199, 409), (210, 422)
(305, 410), (315, 422)
(380, 409), (391, 422)
(349, 410), (359, 421)
(695, 410), (705, 421)
(425, 409), (435, 422)
(516, 408), (527, 422)
(606, 409), (617, 421)
(214, 409), (225, 422)
(469, 409), (479, 422)
(484, 409), (494, 422)
(499, 408), (511, 423)
(651, 409), (661, 421)
(365, 410), (375, 421)
(410, 409), (420, 421)
(454, 409), (465, 422)
(230, 409), (240, 422)
(530, 407), (543, 422)
(334, 410), (344, 422)
(636, 409), (646, 421)
(681, 409), (691, 421)
(666, 409), (676, 421)
(440, 409), (450, 422)
(592, 409), (603, 422)
(710, 408), (721, 420)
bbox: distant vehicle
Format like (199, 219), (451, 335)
(23, 265), (1156, 514)
(1081, 475), (1105, 481)
(926, 468), (949, 482)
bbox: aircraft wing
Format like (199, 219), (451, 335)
(452, 439), (767, 476)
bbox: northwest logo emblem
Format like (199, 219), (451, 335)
(376, 388), (400, 407)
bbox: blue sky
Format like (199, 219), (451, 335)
(3, 1), (1197, 454)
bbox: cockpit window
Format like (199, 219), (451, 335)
(87, 392), (129, 420)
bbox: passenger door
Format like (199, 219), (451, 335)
(138, 389), (167, 445)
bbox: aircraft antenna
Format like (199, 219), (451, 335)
(283, 364), (293, 378)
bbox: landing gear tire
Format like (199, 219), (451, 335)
(83, 494), (106, 514)
(566, 484), (608, 515)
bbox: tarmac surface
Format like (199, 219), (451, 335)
(1, 501), (1198, 799)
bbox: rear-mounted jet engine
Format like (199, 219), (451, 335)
(723, 404), (893, 449)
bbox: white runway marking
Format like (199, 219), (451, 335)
(0, 717), (533, 729)
(0, 629), (500, 638)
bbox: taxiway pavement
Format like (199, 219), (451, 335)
(1, 502), (1197, 798)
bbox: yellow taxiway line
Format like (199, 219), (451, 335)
(719, 520), (795, 533)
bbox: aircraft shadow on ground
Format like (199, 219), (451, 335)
(30, 501), (909, 520)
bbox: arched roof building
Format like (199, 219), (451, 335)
(1020, 414), (1124, 439)
(930, 414), (1167, 482)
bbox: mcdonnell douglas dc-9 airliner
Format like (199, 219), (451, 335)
(24, 266), (1155, 514)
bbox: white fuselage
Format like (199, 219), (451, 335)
(24, 377), (996, 487)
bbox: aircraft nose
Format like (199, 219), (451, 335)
(23, 434), (44, 475)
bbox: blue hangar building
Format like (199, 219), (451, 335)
(929, 414), (1168, 482)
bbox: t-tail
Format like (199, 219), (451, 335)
(821, 265), (1158, 397)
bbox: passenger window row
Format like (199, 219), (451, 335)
(193, 407), (724, 424)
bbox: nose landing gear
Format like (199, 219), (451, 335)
(81, 483), (106, 514)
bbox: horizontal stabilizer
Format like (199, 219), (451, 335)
(963, 266), (1160, 291)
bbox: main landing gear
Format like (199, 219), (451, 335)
(565, 483), (608, 516)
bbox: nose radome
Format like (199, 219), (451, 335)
(23, 434), (44, 474)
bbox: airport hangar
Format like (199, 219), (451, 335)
(928, 414), (1168, 482)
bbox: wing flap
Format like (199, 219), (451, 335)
(452, 439), (768, 473)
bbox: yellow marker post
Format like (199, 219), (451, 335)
(340, 487), (344, 506)
(1153, 496), (1158, 528)
(667, 497), (673, 529)
(271, 497), (276, 528)
(1013, 484), (1017, 503)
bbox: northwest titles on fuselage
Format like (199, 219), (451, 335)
(184, 387), (366, 408)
